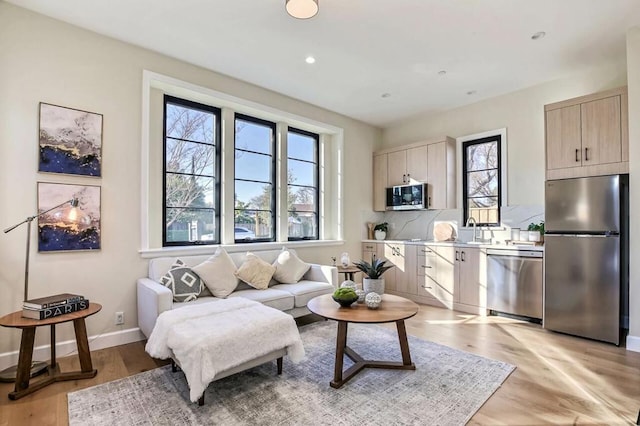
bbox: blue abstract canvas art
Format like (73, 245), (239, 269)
(37, 182), (101, 252)
(38, 103), (103, 177)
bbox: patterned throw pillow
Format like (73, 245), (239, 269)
(160, 259), (205, 302)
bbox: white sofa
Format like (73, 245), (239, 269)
(137, 249), (338, 338)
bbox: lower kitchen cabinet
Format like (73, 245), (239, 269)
(362, 241), (486, 314)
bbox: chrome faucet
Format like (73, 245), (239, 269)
(465, 217), (478, 242)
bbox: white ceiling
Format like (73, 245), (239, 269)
(7, 0), (640, 127)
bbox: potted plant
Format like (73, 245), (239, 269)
(374, 222), (388, 240)
(353, 254), (394, 295)
(527, 221), (545, 242)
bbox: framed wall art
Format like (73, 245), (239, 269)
(38, 102), (103, 177)
(37, 182), (101, 252)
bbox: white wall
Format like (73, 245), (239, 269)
(382, 63), (628, 206)
(0, 3), (381, 360)
(626, 26), (640, 350)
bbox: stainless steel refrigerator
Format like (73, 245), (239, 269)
(544, 175), (629, 345)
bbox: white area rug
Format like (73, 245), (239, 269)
(68, 321), (514, 425)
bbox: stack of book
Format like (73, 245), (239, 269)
(22, 293), (89, 320)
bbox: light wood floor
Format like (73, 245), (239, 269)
(1, 304), (639, 426)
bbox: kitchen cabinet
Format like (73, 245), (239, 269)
(372, 154), (388, 212)
(362, 241), (415, 295)
(387, 145), (428, 186)
(427, 140), (456, 209)
(545, 86), (628, 180)
(372, 137), (455, 212)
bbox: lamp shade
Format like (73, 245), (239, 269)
(285, 0), (318, 19)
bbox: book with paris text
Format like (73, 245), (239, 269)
(22, 299), (90, 320)
(23, 293), (84, 310)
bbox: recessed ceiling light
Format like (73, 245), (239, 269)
(381, 93), (391, 98)
(531, 31), (546, 40)
(438, 70), (447, 75)
(305, 56), (316, 64)
(467, 90), (476, 95)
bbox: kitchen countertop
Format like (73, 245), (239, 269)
(362, 239), (545, 251)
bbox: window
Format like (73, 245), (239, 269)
(163, 96), (221, 246)
(287, 128), (319, 240)
(234, 114), (276, 242)
(462, 135), (502, 226)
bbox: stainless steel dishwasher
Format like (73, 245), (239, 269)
(486, 248), (543, 320)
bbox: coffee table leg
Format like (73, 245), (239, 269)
(333, 321), (348, 384)
(14, 327), (36, 393)
(396, 320), (412, 366)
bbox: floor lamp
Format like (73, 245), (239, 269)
(0, 198), (80, 382)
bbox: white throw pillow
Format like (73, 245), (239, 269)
(192, 247), (239, 298)
(273, 249), (311, 283)
(235, 252), (276, 290)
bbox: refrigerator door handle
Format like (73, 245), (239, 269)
(545, 233), (618, 238)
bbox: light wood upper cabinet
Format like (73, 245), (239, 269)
(373, 137), (455, 211)
(545, 86), (628, 180)
(580, 96), (622, 166)
(427, 139), (456, 209)
(373, 154), (388, 212)
(545, 105), (581, 171)
(406, 145), (429, 183)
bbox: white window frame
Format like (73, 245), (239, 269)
(139, 70), (344, 257)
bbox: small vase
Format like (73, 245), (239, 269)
(340, 252), (350, 267)
(374, 230), (386, 240)
(363, 278), (385, 295)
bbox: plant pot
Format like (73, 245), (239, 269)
(528, 232), (541, 242)
(374, 230), (386, 240)
(363, 278), (385, 295)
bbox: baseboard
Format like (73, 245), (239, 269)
(0, 327), (145, 371)
(626, 335), (640, 352)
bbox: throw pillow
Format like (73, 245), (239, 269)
(272, 248), (311, 283)
(159, 259), (205, 303)
(235, 252), (276, 290)
(192, 247), (239, 298)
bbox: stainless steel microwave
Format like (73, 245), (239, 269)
(385, 183), (427, 211)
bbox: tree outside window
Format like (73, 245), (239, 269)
(462, 135), (501, 226)
(163, 96), (220, 245)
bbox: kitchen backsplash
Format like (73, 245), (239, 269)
(362, 204), (544, 243)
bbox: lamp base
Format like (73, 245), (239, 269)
(0, 361), (48, 382)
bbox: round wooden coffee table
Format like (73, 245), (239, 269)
(307, 294), (419, 388)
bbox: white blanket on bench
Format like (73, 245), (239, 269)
(145, 298), (305, 402)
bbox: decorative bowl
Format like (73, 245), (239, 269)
(365, 292), (382, 309)
(332, 295), (358, 307)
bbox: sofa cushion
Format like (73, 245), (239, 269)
(228, 289), (294, 311)
(272, 249), (311, 284)
(173, 296), (222, 310)
(235, 253), (276, 290)
(159, 259), (206, 303)
(271, 281), (334, 308)
(192, 247), (239, 298)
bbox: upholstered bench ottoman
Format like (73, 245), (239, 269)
(145, 298), (305, 405)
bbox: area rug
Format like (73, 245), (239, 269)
(68, 321), (514, 425)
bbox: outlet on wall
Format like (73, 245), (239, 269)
(115, 311), (124, 325)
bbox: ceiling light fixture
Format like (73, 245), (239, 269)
(381, 93), (391, 98)
(286, 0), (319, 19)
(438, 70), (447, 75)
(531, 31), (546, 40)
(467, 90), (476, 95)
(305, 56), (316, 64)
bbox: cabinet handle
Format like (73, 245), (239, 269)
(421, 265), (432, 269)
(455, 250), (459, 261)
(422, 286), (432, 289)
(421, 249), (432, 253)
(402, 174), (406, 183)
(585, 147), (589, 162)
(461, 251), (465, 262)
(407, 173), (410, 182)
(575, 148), (579, 162)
